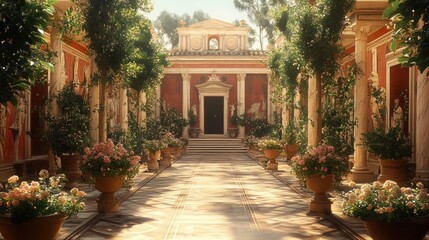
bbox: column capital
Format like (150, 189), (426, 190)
(237, 73), (246, 82)
(352, 24), (371, 41)
(181, 73), (191, 81)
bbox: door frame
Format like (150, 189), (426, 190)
(200, 93), (228, 135)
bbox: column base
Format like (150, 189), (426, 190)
(307, 193), (332, 216)
(266, 162), (278, 171)
(348, 168), (376, 183)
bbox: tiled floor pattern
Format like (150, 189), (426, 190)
(70, 154), (351, 240)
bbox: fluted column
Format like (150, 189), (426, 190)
(182, 73), (191, 137)
(267, 73), (273, 123)
(138, 91), (147, 128)
(89, 56), (99, 143)
(350, 24), (374, 182)
(237, 73), (246, 137)
(415, 67), (429, 179)
(119, 86), (128, 131)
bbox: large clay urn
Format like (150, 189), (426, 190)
(0, 213), (66, 240)
(284, 144), (298, 160)
(94, 175), (124, 213)
(147, 150), (161, 172)
(60, 154), (82, 188)
(305, 174), (333, 216)
(378, 159), (407, 186)
(160, 147), (172, 168)
(263, 149), (280, 170)
(364, 217), (429, 240)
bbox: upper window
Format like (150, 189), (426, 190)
(209, 38), (219, 50)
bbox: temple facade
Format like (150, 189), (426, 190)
(161, 19), (270, 137)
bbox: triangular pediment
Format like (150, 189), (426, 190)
(195, 74), (232, 93)
(187, 19), (237, 29)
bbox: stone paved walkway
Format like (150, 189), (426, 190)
(57, 153), (355, 240)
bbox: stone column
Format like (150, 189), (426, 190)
(415, 67), (429, 179)
(48, 26), (63, 174)
(182, 73), (191, 137)
(237, 73), (246, 137)
(281, 88), (290, 132)
(267, 73), (273, 124)
(307, 74), (321, 147)
(119, 86), (128, 131)
(89, 56), (99, 143)
(138, 91), (147, 128)
(294, 76), (301, 124)
(350, 24), (374, 182)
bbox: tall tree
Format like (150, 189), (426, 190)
(124, 18), (169, 125)
(83, 0), (151, 141)
(154, 10), (211, 49)
(0, 0), (54, 106)
(233, 0), (275, 50)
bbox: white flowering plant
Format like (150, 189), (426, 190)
(343, 180), (429, 223)
(291, 143), (349, 184)
(0, 170), (86, 224)
(80, 139), (141, 181)
(143, 140), (167, 153)
(257, 138), (284, 151)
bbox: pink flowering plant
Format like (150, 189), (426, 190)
(80, 139), (141, 181)
(342, 180), (429, 223)
(291, 143), (349, 185)
(0, 170), (86, 224)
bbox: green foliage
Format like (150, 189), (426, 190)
(297, 0), (355, 76)
(142, 140), (166, 153)
(362, 125), (412, 160)
(284, 121), (297, 144)
(257, 138), (284, 150)
(45, 83), (92, 155)
(159, 108), (188, 138)
(0, 0), (54, 106)
(187, 109), (197, 127)
(383, 0), (429, 74)
(247, 117), (273, 138)
(124, 18), (169, 92)
(0, 171), (85, 224)
(154, 10), (211, 48)
(322, 64), (359, 157)
(234, 0), (275, 49)
(343, 181), (429, 223)
(361, 87), (412, 159)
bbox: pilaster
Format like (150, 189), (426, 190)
(237, 73), (246, 137)
(182, 73), (191, 137)
(119, 86), (128, 131)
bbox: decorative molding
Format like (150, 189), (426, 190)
(165, 68), (271, 74)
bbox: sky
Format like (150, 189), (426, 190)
(146, 0), (251, 26)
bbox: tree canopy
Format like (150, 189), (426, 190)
(154, 10), (211, 49)
(0, 0), (54, 106)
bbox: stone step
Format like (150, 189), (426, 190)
(187, 137), (247, 154)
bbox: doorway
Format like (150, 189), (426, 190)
(204, 96), (224, 134)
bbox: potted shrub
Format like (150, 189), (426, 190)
(143, 139), (166, 172)
(362, 125), (412, 186)
(291, 143), (349, 215)
(283, 121), (298, 160)
(227, 108), (239, 138)
(80, 139), (141, 213)
(45, 82), (92, 188)
(187, 109), (200, 138)
(257, 138), (284, 170)
(0, 170), (86, 240)
(343, 180), (429, 240)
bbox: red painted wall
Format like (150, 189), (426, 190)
(245, 74), (268, 118)
(377, 43), (388, 88)
(161, 74), (183, 113)
(389, 64), (409, 133)
(64, 51), (74, 83)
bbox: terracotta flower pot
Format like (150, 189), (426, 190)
(0, 213), (66, 240)
(364, 217), (429, 240)
(160, 147), (172, 168)
(263, 149), (280, 170)
(94, 175), (124, 213)
(378, 159), (408, 186)
(147, 150), (161, 172)
(305, 174), (334, 215)
(60, 154), (82, 188)
(284, 144), (298, 160)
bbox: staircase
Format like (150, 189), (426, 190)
(187, 136), (248, 154)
